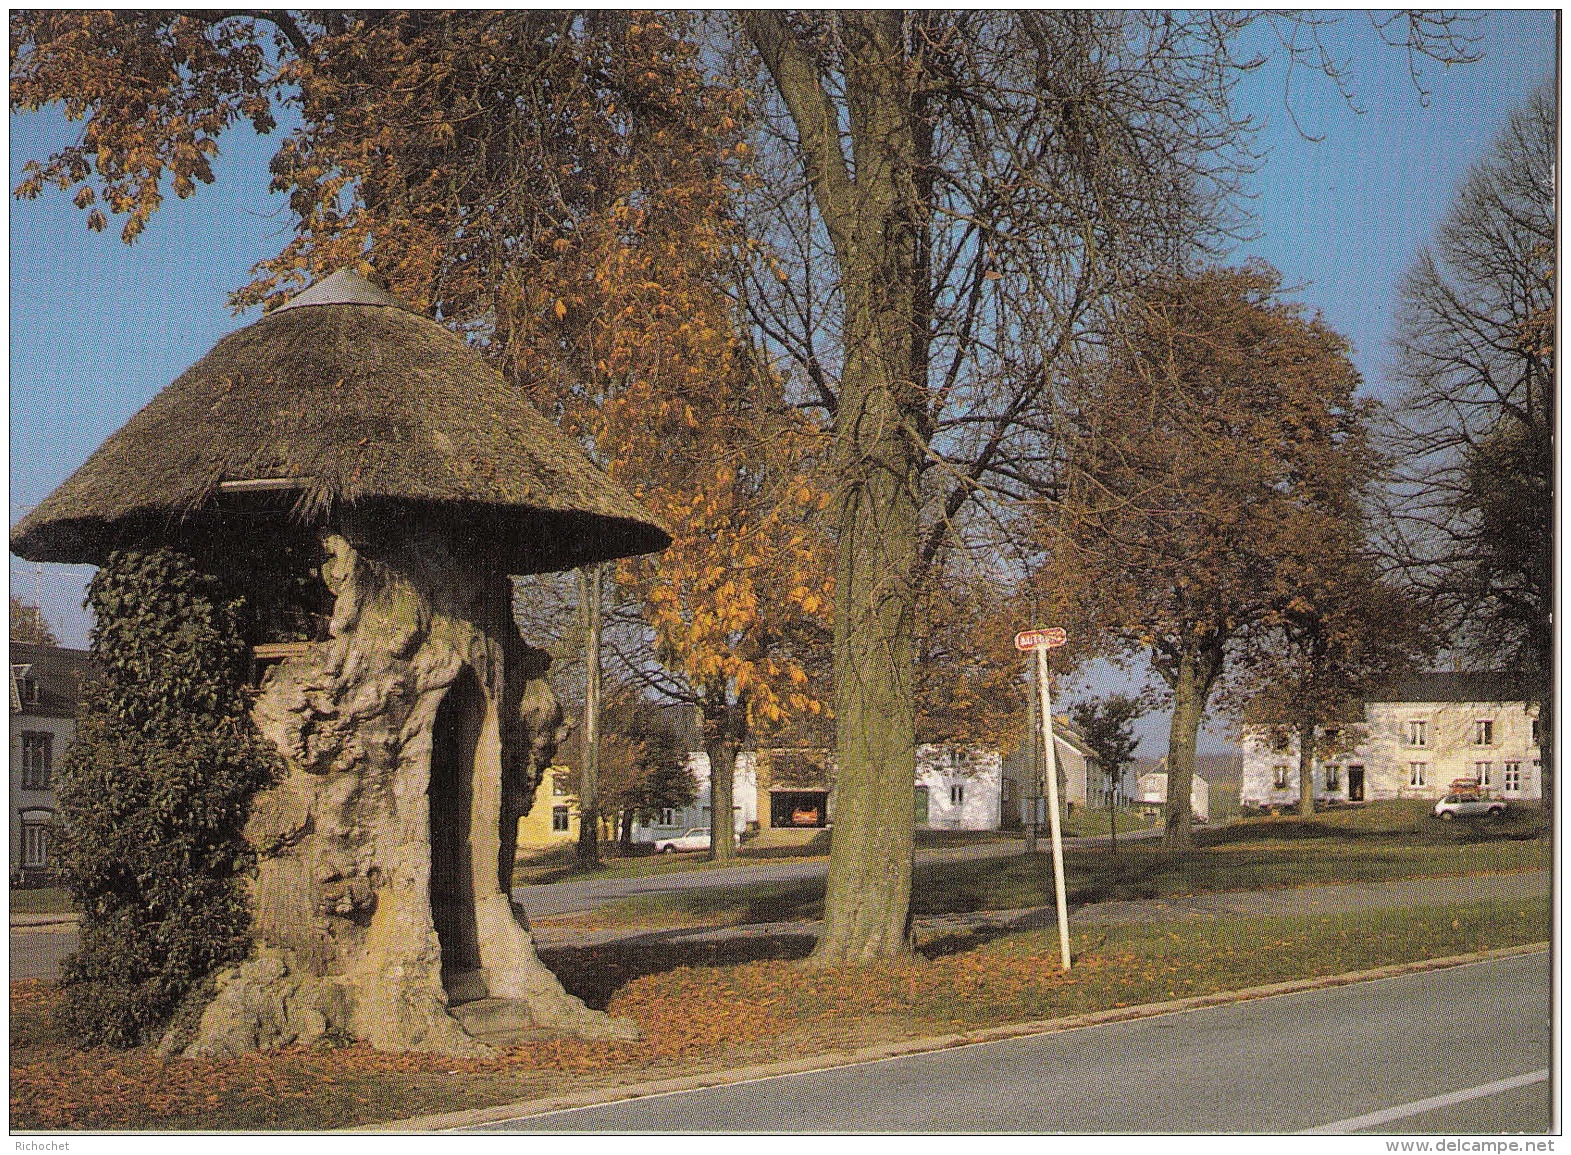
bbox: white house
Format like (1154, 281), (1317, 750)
(915, 744), (1003, 830)
(1135, 766), (1210, 822)
(631, 750), (758, 843)
(1000, 718), (1109, 827)
(10, 642), (91, 885)
(1240, 672), (1543, 809)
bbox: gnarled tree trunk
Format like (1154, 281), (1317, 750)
(165, 527), (636, 1058)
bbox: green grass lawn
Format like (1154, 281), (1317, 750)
(516, 827), (1026, 886)
(551, 800), (1549, 931)
(1055, 807), (1161, 838)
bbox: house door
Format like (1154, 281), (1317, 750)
(914, 785), (929, 827)
(429, 666), (483, 995)
(1347, 766), (1365, 802)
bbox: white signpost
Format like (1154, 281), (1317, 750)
(1015, 627), (1072, 970)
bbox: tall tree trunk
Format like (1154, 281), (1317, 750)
(747, 11), (927, 964)
(576, 563), (602, 869)
(701, 689), (744, 863)
(1297, 713), (1317, 818)
(1161, 639), (1223, 849)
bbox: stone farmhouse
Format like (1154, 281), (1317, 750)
(1240, 672), (1543, 809)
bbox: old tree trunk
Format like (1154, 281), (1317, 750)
(1158, 637), (1224, 849)
(165, 527), (636, 1057)
(1297, 714), (1318, 818)
(748, 11), (928, 963)
(702, 689), (745, 863)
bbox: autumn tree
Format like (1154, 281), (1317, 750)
(577, 690), (695, 852)
(12, 9), (834, 868)
(733, 9), (1481, 959)
(1230, 544), (1431, 817)
(912, 565), (1030, 753)
(739, 10), (1269, 961)
(10, 596), (58, 645)
(1042, 264), (1368, 848)
(1068, 694), (1145, 799)
(1381, 82), (1555, 810)
(13, 8), (1482, 959)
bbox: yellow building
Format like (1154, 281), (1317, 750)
(514, 765), (580, 852)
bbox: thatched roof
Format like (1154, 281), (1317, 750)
(11, 270), (670, 574)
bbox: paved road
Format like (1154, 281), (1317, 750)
(472, 950), (1553, 1134)
(9, 923), (78, 981)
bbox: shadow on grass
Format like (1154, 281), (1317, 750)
(1198, 802), (1548, 847)
(540, 933), (819, 1010)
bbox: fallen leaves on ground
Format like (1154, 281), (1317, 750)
(11, 896), (1548, 1131)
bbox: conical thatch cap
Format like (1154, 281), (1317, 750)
(11, 270), (671, 574)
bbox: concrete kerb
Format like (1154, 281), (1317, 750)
(10, 913), (80, 930)
(358, 940), (1550, 1134)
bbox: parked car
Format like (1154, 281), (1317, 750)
(1434, 794), (1506, 821)
(654, 828), (712, 853)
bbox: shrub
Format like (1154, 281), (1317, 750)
(54, 547), (280, 1047)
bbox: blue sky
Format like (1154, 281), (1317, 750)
(7, 12), (1559, 751)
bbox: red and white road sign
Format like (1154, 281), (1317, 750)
(1014, 627), (1067, 651)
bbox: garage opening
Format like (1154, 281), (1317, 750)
(429, 666), (483, 999)
(771, 789), (829, 828)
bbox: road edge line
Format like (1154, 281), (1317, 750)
(357, 940), (1550, 1133)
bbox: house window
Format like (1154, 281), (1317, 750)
(551, 805), (570, 832)
(1532, 719), (1541, 747)
(21, 820), (50, 868)
(1409, 762), (1428, 788)
(1324, 765), (1340, 792)
(1273, 765), (1290, 790)
(1503, 762), (1522, 794)
(1474, 761), (1492, 786)
(1473, 719), (1494, 746)
(949, 784), (965, 806)
(660, 807), (678, 827)
(19, 732), (52, 790)
(1270, 733), (1290, 753)
(551, 773), (570, 796)
(1406, 719), (1428, 747)
(13, 668), (39, 705)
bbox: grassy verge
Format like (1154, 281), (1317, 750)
(11, 896), (1548, 1132)
(543, 801), (1549, 932)
(1056, 808), (1161, 838)
(8, 888), (75, 915)
(515, 828), (1027, 886)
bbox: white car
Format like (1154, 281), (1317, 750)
(654, 828), (712, 853)
(1434, 794), (1506, 821)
